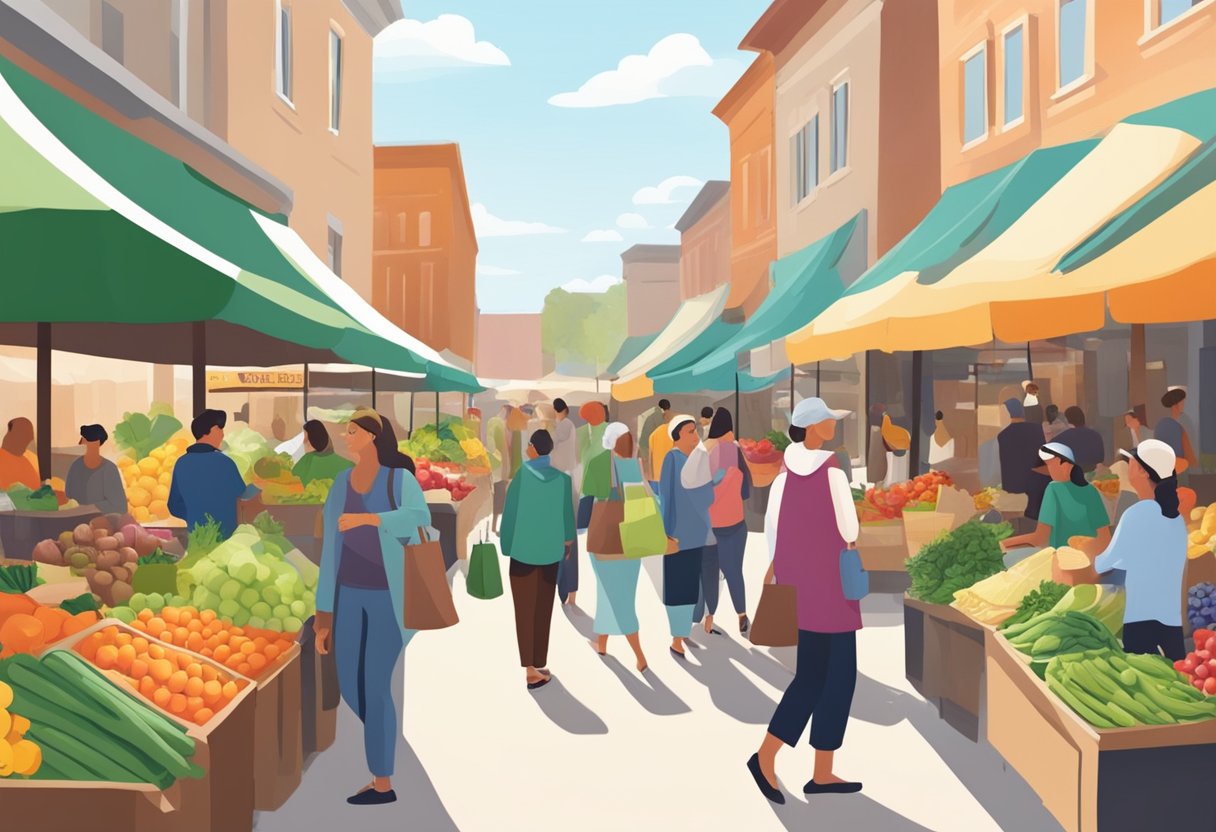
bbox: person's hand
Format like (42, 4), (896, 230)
(338, 513), (381, 531)
(565, 540), (575, 560)
(314, 611), (333, 655)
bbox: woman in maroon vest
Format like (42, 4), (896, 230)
(747, 397), (861, 804)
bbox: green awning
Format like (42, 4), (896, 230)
(605, 334), (657, 377)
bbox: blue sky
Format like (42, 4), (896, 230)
(372, 1), (771, 313)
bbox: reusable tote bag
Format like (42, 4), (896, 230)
(618, 483), (672, 558)
(389, 470), (459, 630)
(839, 547), (870, 601)
(466, 534), (503, 600)
(749, 582), (798, 647)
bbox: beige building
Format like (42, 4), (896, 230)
(621, 244), (681, 338)
(674, 181), (731, 303)
(476, 314), (544, 381)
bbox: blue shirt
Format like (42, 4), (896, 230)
(659, 448), (714, 550)
(1094, 499), (1186, 626)
(1154, 417), (1184, 457)
(167, 444), (252, 538)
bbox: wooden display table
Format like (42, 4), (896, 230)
(857, 521), (909, 593)
(903, 595), (988, 741)
(985, 629), (1216, 832)
(0, 505), (102, 559)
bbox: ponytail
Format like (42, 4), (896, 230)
(1068, 463), (1087, 488)
(1150, 473), (1180, 519)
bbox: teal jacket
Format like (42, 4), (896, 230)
(317, 465), (432, 636)
(500, 457), (575, 566)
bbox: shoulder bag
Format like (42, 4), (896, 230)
(388, 469), (459, 630)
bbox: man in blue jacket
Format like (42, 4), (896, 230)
(168, 409), (258, 538)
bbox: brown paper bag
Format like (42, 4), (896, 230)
(403, 527), (459, 630)
(749, 583), (798, 647)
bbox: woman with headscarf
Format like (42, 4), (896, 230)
(1000, 442), (1111, 552)
(693, 408), (753, 635)
(879, 414), (911, 488)
(585, 421), (649, 672)
(313, 409), (431, 806)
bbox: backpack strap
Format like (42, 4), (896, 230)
(385, 467), (398, 510)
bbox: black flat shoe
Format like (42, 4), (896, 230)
(803, 779), (863, 795)
(747, 754), (784, 804)
(739, 615), (750, 634)
(347, 788), (397, 805)
(527, 676), (552, 690)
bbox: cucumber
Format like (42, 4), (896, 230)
(1135, 676), (1216, 719)
(1103, 701), (1138, 728)
(29, 723), (145, 784)
(1046, 676), (1116, 727)
(1131, 691), (1176, 724)
(7, 657), (124, 733)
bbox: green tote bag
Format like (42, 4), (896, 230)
(466, 537), (504, 600)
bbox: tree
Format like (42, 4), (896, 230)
(541, 284), (626, 373)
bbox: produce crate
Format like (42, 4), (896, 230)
(297, 621), (339, 756)
(857, 521), (908, 592)
(245, 502), (323, 538)
(250, 643), (303, 810)
(985, 629), (1216, 832)
(0, 505), (101, 559)
(48, 619), (258, 832)
(1183, 551), (1216, 637)
(903, 595), (987, 741)
(0, 777), (195, 832)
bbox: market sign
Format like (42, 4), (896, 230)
(206, 371), (304, 392)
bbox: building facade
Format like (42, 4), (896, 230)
(373, 143), (478, 364)
(674, 181), (731, 303)
(620, 244), (681, 338)
(713, 52), (776, 318)
(475, 314), (544, 381)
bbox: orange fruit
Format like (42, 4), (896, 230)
(247, 653), (267, 673)
(186, 696), (205, 714)
(186, 633), (205, 653)
(168, 693), (187, 714)
(95, 645), (119, 670)
(201, 665), (219, 682)
(239, 642), (256, 656)
(133, 637), (150, 653)
(148, 643), (166, 660)
(193, 707), (214, 725)
(138, 608), (154, 622)
(264, 644), (281, 661)
(185, 676), (205, 697)
(150, 658), (174, 684)
(237, 662), (251, 676)
(139, 676), (157, 697)
(115, 644), (137, 672)
(167, 670), (188, 693)
(200, 610), (216, 624)
(153, 687), (172, 708)
(221, 681), (238, 700)
(202, 679), (222, 702)
(147, 620), (166, 638)
(162, 607), (180, 625)
(213, 645), (231, 663)
(130, 658), (149, 680)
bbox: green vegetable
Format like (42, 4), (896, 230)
(137, 549), (177, 566)
(906, 521), (1012, 604)
(6, 484), (59, 512)
(1000, 580), (1070, 630)
(185, 516), (222, 559)
(59, 593), (100, 615)
(221, 424), (274, 481)
(251, 510), (285, 538)
(764, 430), (791, 452)
(1003, 609), (1121, 671)
(0, 562), (42, 593)
(113, 404), (182, 461)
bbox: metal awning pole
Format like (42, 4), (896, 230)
(734, 371), (740, 435)
(192, 321), (207, 416)
(910, 350), (924, 478)
(302, 363), (309, 420)
(816, 361), (822, 397)
(1026, 342), (1034, 381)
(36, 323), (51, 480)
(789, 363), (794, 407)
(409, 392), (415, 436)
(370, 368), (377, 409)
(435, 390), (440, 428)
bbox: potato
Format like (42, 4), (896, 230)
(110, 565), (132, 584)
(94, 549), (121, 570)
(133, 534), (161, 558)
(57, 531), (75, 549)
(72, 523), (94, 546)
(89, 516), (112, 535)
(33, 539), (64, 565)
(119, 547), (139, 564)
(88, 569), (113, 589)
(94, 535), (119, 551)
(109, 581), (133, 606)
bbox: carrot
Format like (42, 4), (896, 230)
(0, 613), (45, 653)
(0, 593), (38, 619)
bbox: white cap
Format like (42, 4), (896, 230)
(1038, 442), (1076, 464)
(602, 421), (629, 451)
(669, 414), (696, 440)
(791, 397), (851, 428)
(1119, 438), (1177, 481)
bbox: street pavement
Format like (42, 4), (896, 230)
(256, 532), (1066, 832)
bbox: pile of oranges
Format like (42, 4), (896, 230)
(74, 624), (248, 726)
(125, 605), (295, 681)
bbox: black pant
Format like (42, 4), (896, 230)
(769, 630), (857, 752)
(1122, 619), (1186, 662)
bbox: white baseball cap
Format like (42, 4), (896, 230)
(791, 397), (851, 428)
(1119, 439), (1177, 481)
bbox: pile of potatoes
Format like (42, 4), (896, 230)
(32, 514), (182, 608)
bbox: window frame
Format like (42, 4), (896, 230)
(960, 41), (989, 150)
(418, 211), (433, 248)
(328, 25), (343, 134)
(275, 0), (294, 107)
(790, 113), (819, 207)
(170, 0), (189, 110)
(999, 18), (1027, 130)
(1053, 0), (1094, 99)
(1142, 0), (1214, 40)
(829, 77), (850, 177)
(100, 1), (124, 64)
(327, 220), (343, 278)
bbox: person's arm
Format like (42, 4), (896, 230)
(764, 472), (787, 563)
(680, 444), (712, 489)
(1094, 507), (1137, 573)
(100, 463), (129, 514)
(167, 465), (186, 522)
(315, 475), (346, 616)
(660, 455), (678, 540)
(499, 476), (520, 556)
(1002, 522), (1052, 550)
(828, 467), (860, 545)
(376, 469), (433, 542)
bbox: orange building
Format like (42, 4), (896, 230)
(373, 143), (479, 364)
(939, 0), (1216, 187)
(675, 181), (731, 302)
(713, 52), (776, 318)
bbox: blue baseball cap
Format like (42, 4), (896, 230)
(1038, 442), (1076, 464)
(791, 397), (851, 428)
(1004, 398), (1025, 418)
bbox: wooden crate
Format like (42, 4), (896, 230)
(251, 644), (304, 810)
(903, 595), (987, 740)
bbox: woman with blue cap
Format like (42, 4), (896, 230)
(747, 397), (861, 804)
(1001, 441), (1111, 552)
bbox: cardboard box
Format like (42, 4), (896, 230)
(903, 596), (987, 741)
(0, 779), (189, 832)
(251, 643), (304, 810)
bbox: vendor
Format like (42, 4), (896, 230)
(65, 424), (128, 513)
(1093, 440), (1186, 660)
(293, 420), (353, 486)
(0, 417), (40, 490)
(878, 414), (910, 489)
(1001, 442), (1110, 552)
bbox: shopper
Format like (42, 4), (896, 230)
(997, 399), (1047, 521)
(693, 408), (752, 635)
(65, 424), (127, 514)
(1022, 381), (1044, 425)
(879, 414), (911, 488)
(748, 397), (861, 804)
(313, 408), (430, 806)
(637, 399), (668, 474)
(1055, 406), (1104, 472)
(1123, 408), (1152, 448)
(1001, 442), (1111, 551)
(586, 422), (649, 673)
(659, 415), (716, 657)
(1094, 439), (1187, 660)
(550, 398), (578, 478)
(1043, 404), (1069, 442)
(0, 417), (40, 490)
(699, 406), (715, 439)
(646, 399), (675, 489)
(500, 430), (576, 690)
(1154, 388), (1197, 472)
(292, 420), (353, 486)
(168, 409), (257, 538)
(865, 404), (888, 486)
(928, 411), (955, 466)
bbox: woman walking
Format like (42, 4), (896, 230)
(659, 415), (716, 658)
(586, 422), (649, 672)
(314, 409), (431, 806)
(694, 408), (752, 635)
(748, 398), (861, 804)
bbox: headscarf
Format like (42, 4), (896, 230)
(602, 421), (629, 451)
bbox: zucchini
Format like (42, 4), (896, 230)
(29, 723), (145, 783)
(7, 657), (123, 732)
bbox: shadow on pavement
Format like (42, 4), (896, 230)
(860, 592), (906, 628)
(767, 792), (937, 832)
(670, 636), (778, 725)
(560, 604), (596, 640)
(528, 676), (609, 735)
(598, 653), (692, 716)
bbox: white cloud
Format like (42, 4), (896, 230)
(581, 229), (624, 243)
(562, 274), (621, 293)
(476, 264), (521, 276)
(633, 175), (704, 205)
(375, 15), (510, 73)
(616, 212), (651, 230)
(471, 203), (566, 238)
(548, 34), (742, 108)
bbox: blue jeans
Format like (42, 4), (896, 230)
(693, 522), (748, 621)
(335, 586), (405, 778)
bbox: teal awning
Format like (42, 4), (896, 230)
(605, 333), (657, 377)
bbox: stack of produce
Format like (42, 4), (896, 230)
(175, 514), (316, 633)
(32, 515), (172, 608)
(1091, 473), (1121, 500)
(1050, 583), (1125, 637)
(1003, 609), (1121, 677)
(906, 520), (1011, 605)
(399, 418), (490, 471)
(0, 592), (99, 658)
(0, 563), (42, 594)
(4, 483), (63, 512)
(116, 605), (295, 681)
(1173, 628), (1216, 695)
(738, 432), (789, 488)
(1, 651), (203, 785)
(860, 471), (954, 521)
(972, 487), (1001, 512)
(416, 458), (476, 502)
(951, 547), (1056, 624)
(0, 678), (42, 777)
(1187, 504), (1216, 559)
(1045, 648), (1216, 727)
(1188, 583), (1216, 632)
(75, 624), (249, 726)
(113, 406), (185, 523)
(998, 580), (1070, 631)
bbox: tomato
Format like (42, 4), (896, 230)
(1205, 637), (1216, 652)
(1197, 649), (1213, 661)
(1182, 659), (1197, 674)
(1206, 677), (1216, 696)
(1195, 664), (1210, 679)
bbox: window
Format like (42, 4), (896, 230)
(329, 29), (343, 132)
(327, 224), (343, 277)
(100, 1), (124, 64)
(420, 263), (435, 340)
(170, 0), (188, 109)
(962, 45), (988, 145)
(418, 212), (432, 247)
(275, 2), (293, 103)
(397, 212), (408, 245)
(830, 82), (849, 173)
(792, 115), (818, 205)
(756, 147), (771, 224)
(1002, 25), (1024, 126)
(740, 159), (751, 229)
(1058, 0), (1088, 90)
(1158, 0), (1206, 27)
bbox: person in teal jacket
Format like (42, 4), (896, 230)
(313, 408), (431, 807)
(500, 429), (576, 690)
